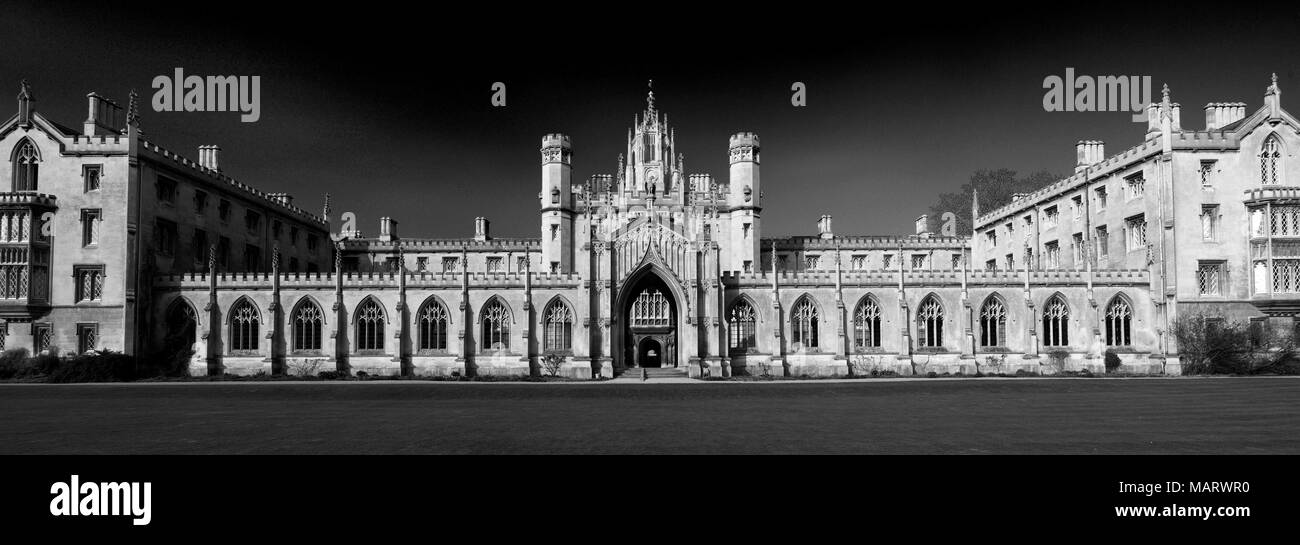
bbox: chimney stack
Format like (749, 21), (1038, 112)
(817, 214), (834, 239)
(1074, 140), (1105, 172)
(268, 192), (294, 207)
(198, 145), (222, 171)
(915, 214), (933, 237)
(474, 216), (490, 241)
(83, 93), (122, 137)
(1205, 102), (1248, 130)
(379, 216), (398, 242)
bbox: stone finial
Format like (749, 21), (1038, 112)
(1269, 72), (1280, 94)
(17, 79), (34, 126)
(322, 192), (331, 220)
(647, 79), (655, 112)
(208, 244), (216, 271)
(124, 89), (141, 134)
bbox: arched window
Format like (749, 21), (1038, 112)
(165, 299), (198, 351)
(1105, 297), (1132, 346)
(728, 299), (757, 352)
(356, 298), (385, 351)
(917, 296), (944, 349)
(1261, 134), (1283, 185)
(481, 299), (511, 351)
(12, 139), (39, 192)
(791, 296), (818, 349)
(1042, 295), (1070, 347)
(418, 298), (449, 351)
(543, 300), (573, 352)
(230, 298), (260, 352)
(979, 296), (1007, 347)
(631, 289), (670, 327)
(292, 299), (323, 352)
(853, 297), (881, 349)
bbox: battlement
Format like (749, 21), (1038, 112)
(720, 268), (1149, 287)
(153, 270), (584, 290)
(729, 132), (759, 148)
(541, 133), (572, 148)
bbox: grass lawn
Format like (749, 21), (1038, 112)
(1, 377), (1297, 454)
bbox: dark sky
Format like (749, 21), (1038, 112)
(4, 2), (1299, 238)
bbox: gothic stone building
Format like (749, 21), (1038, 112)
(33, 78), (1298, 379)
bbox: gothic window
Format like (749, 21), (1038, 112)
(1200, 160), (1216, 188)
(12, 139), (39, 191)
(631, 289), (670, 327)
(81, 209), (101, 247)
(1201, 206), (1218, 241)
(853, 297), (881, 349)
(1125, 215), (1147, 251)
(543, 300), (572, 352)
(356, 298), (385, 351)
(1104, 297), (1132, 347)
(73, 265), (104, 302)
(230, 298), (260, 352)
(84, 165), (102, 192)
(442, 257), (459, 273)
(292, 299), (324, 352)
(77, 323), (98, 354)
(486, 256), (503, 273)
(1042, 295), (1070, 347)
(805, 255), (820, 270)
(418, 298), (449, 351)
(851, 255), (866, 270)
(917, 296), (944, 349)
(979, 296), (1007, 347)
(1125, 173), (1145, 199)
(1261, 134), (1283, 185)
(165, 299), (198, 351)
(791, 296), (818, 349)
(1197, 261), (1225, 295)
(481, 299), (511, 351)
(728, 300), (757, 352)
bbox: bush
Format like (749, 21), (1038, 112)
(1173, 313), (1300, 375)
(1104, 350), (1122, 374)
(46, 351), (138, 383)
(317, 370), (348, 380)
(0, 348), (32, 379)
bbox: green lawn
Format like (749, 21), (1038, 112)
(2, 378), (1297, 454)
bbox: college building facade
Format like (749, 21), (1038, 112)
(9, 77), (1295, 377)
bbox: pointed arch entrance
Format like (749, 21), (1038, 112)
(615, 264), (682, 371)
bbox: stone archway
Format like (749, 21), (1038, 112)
(617, 267), (679, 372)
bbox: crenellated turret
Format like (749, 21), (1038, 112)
(726, 132), (761, 273)
(540, 133), (573, 273)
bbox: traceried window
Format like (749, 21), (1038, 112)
(1125, 173), (1145, 200)
(1201, 206), (1219, 241)
(951, 254), (962, 269)
(543, 301), (573, 352)
(1095, 226), (1109, 259)
(156, 177), (177, 204)
(81, 209), (101, 247)
(155, 218), (178, 257)
(1095, 186), (1107, 210)
(230, 299), (260, 352)
(481, 299), (511, 351)
(416, 257), (428, 272)
(1005, 254), (1014, 270)
(1269, 206), (1300, 237)
(853, 297), (881, 349)
(486, 256), (503, 273)
(985, 259), (996, 270)
(1125, 215), (1147, 251)
(911, 254), (926, 269)
(1041, 296), (1070, 347)
(1105, 297), (1132, 347)
(1197, 261), (1225, 295)
(851, 255), (866, 270)
(1043, 206), (1059, 229)
(442, 257), (459, 273)
(791, 297), (819, 349)
(881, 254), (893, 270)
(418, 299), (449, 351)
(84, 165), (101, 192)
(1261, 134), (1282, 185)
(292, 299), (323, 352)
(980, 296), (1007, 347)
(805, 255), (820, 270)
(74, 266), (104, 302)
(728, 300), (757, 352)
(355, 298), (385, 351)
(916, 296), (944, 349)
(986, 230), (997, 246)
(1273, 259), (1300, 293)
(1072, 233), (1084, 265)
(77, 323), (98, 354)
(1071, 195), (1083, 219)
(1044, 241), (1060, 268)
(12, 139), (39, 191)
(631, 289), (670, 327)
(1200, 160), (1216, 188)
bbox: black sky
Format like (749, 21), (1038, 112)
(4, 2), (1300, 238)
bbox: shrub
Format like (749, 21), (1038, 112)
(317, 370), (348, 380)
(1104, 350), (1122, 374)
(0, 348), (32, 379)
(926, 371), (938, 378)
